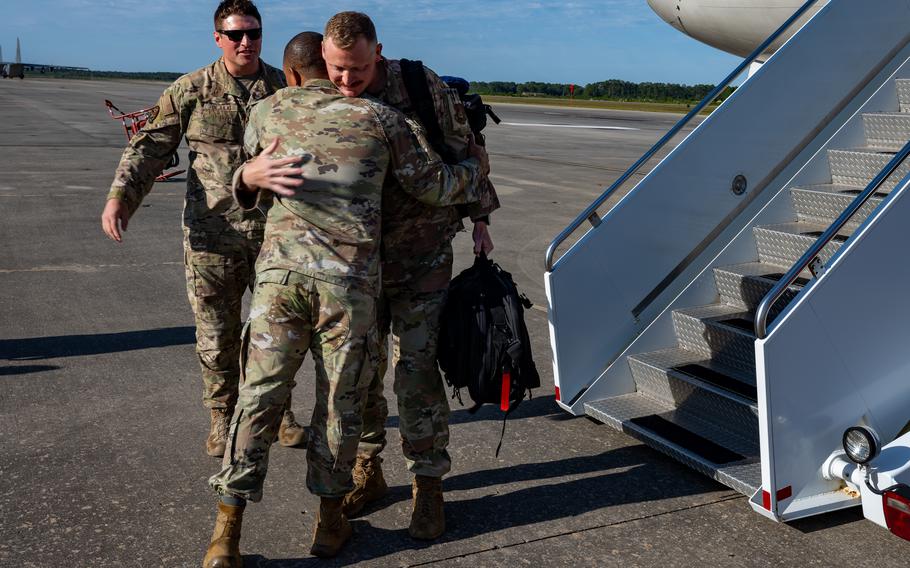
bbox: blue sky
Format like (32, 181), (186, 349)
(0, 1), (739, 85)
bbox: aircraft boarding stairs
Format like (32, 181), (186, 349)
(546, 0), (910, 520)
(585, 85), (910, 496)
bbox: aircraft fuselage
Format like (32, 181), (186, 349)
(647, 0), (828, 58)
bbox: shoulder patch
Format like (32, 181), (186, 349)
(160, 94), (177, 116)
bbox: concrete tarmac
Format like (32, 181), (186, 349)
(1, 78), (907, 567)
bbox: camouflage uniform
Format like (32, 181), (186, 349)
(108, 58), (285, 410)
(357, 59), (500, 478)
(208, 79), (484, 501)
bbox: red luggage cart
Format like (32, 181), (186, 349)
(104, 99), (185, 181)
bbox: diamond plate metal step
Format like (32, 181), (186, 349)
(712, 261), (805, 315)
(864, 112), (910, 151)
(897, 79), (910, 113)
(753, 221), (847, 266)
(628, 348), (758, 438)
(672, 304), (756, 375)
(828, 148), (908, 190)
(791, 183), (885, 230)
(585, 393), (761, 496)
(578, 78), (910, 500)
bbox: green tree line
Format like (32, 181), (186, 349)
(470, 79), (735, 103)
(25, 71), (734, 103)
(29, 70), (184, 81)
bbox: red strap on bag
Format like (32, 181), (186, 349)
(500, 371), (511, 411)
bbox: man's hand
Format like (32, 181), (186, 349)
(101, 198), (130, 243)
(472, 220), (494, 256)
(467, 135), (490, 176)
(240, 138), (305, 197)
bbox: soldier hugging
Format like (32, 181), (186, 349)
(102, 4), (497, 566)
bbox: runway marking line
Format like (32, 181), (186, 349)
(0, 262), (182, 274)
(502, 121), (639, 131)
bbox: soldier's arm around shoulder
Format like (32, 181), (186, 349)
(374, 101), (486, 207)
(107, 79), (192, 215)
(232, 98), (303, 208)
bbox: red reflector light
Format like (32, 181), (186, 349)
(500, 372), (511, 412)
(762, 490), (771, 510)
(776, 486), (792, 502)
(884, 491), (910, 541)
(555, 386), (561, 401)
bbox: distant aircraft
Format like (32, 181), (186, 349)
(1, 38), (89, 79)
(647, 0), (829, 59)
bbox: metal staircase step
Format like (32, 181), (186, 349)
(753, 221), (846, 266)
(672, 304), (757, 375)
(897, 79), (910, 113)
(864, 112), (910, 151)
(628, 348), (758, 437)
(791, 183), (885, 229)
(713, 261), (806, 315)
(828, 148), (908, 190)
(585, 393), (761, 496)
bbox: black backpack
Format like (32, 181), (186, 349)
(437, 254), (540, 452)
(438, 75), (502, 146)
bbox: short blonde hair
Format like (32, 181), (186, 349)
(324, 11), (377, 49)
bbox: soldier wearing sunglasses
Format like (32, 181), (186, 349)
(101, 0), (306, 457)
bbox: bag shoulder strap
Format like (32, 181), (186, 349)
(399, 59), (458, 164)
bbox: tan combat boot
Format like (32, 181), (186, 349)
(278, 409), (307, 448)
(342, 456), (388, 517)
(409, 475), (445, 540)
(206, 408), (231, 458)
(202, 501), (244, 568)
(310, 497), (352, 558)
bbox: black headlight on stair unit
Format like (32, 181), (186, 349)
(843, 426), (881, 465)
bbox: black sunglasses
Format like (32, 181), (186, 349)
(217, 28), (262, 42)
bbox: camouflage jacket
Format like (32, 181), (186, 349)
(232, 79), (484, 295)
(107, 58), (285, 250)
(373, 58), (500, 262)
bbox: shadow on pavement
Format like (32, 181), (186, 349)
(790, 506), (865, 533)
(0, 326), (196, 360)
(385, 395), (562, 431)
(0, 364), (61, 376)
(248, 445), (723, 566)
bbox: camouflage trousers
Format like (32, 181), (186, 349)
(184, 235), (262, 410)
(209, 269), (378, 501)
(358, 244), (453, 478)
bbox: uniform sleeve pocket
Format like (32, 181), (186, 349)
(142, 92), (181, 131)
(440, 87), (469, 136)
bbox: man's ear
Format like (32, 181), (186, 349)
(375, 42), (383, 62)
(283, 66), (302, 87)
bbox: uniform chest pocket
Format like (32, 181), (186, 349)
(194, 102), (244, 142)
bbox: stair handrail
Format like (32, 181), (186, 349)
(545, 0), (824, 273)
(755, 138), (910, 339)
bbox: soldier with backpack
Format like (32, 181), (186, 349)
(322, 11), (500, 540)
